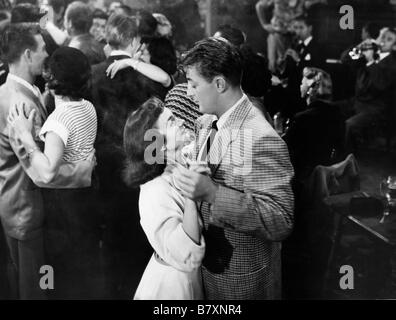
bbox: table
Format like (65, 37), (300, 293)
(323, 191), (396, 298)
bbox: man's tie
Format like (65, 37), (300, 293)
(297, 41), (306, 55)
(200, 120), (218, 162)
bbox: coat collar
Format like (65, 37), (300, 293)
(6, 76), (47, 121)
(195, 95), (252, 175)
(107, 54), (131, 63)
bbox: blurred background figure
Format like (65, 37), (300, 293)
(107, 1), (121, 16)
(213, 24), (272, 121)
(344, 27), (396, 153)
(255, 0), (305, 73)
(90, 8), (108, 43)
(153, 12), (172, 38)
(41, 0), (66, 29)
(283, 67), (344, 180)
(0, 0), (11, 86)
(64, 1), (105, 65)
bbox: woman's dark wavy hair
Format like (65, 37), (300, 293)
(142, 36), (177, 75)
(44, 46), (91, 100)
(123, 97), (166, 188)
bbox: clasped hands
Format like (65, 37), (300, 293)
(172, 161), (218, 204)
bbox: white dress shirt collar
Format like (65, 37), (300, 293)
(110, 50), (132, 58)
(216, 93), (247, 130)
(303, 36), (313, 47)
(8, 73), (41, 99)
(379, 52), (390, 61)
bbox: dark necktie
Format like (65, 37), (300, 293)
(297, 42), (306, 55)
(200, 120), (218, 161)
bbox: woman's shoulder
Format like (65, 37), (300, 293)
(54, 99), (96, 118)
(140, 172), (173, 194)
(139, 171), (185, 215)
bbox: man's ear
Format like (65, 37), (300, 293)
(24, 48), (33, 63)
(214, 76), (227, 93)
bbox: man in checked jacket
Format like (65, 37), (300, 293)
(174, 37), (294, 299)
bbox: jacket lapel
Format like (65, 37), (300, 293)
(194, 115), (216, 161)
(198, 96), (252, 175)
(9, 79), (48, 122)
(209, 96), (252, 175)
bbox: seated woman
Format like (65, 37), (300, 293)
(8, 47), (100, 299)
(106, 36), (177, 89)
(283, 67), (345, 181)
(123, 97), (205, 300)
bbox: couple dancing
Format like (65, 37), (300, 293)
(126, 38), (295, 300)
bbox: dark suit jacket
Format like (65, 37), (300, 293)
(298, 37), (326, 71)
(69, 33), (106, 65)
(283, 37), (326, 80)
(0, 76), (47, 240)
(283, 99), (345, 179)
(354, 53), (396, 114)
(280, 38), (326, 117)
(91, 55), (167, 193)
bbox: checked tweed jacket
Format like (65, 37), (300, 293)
(194, 95), (294, 300)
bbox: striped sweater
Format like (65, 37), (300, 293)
(39, 98), (97, 162)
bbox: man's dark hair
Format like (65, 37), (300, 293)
(48, 0), (66, 15)
(117, 4), (133, 16)
(294, 14), (314, 28)
(182, 37), (243, 87)
(92, 8), (108, 20)
(0, 22), (41, 64)
(65, 1), (93, 34)
(105, 13), (137, 49)
(15, 0), (38, 5)
(215, 24), (245, 47)
(11, 3), (44, 23)
(362, 22), (381, 39)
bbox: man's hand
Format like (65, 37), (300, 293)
(173, 164), (218, 203)
(362, 49), (375, 64)
(285, 48), (301, 63)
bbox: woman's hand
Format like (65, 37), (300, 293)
(7, 102), (36, 141)
(106, 58), (136, 79)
